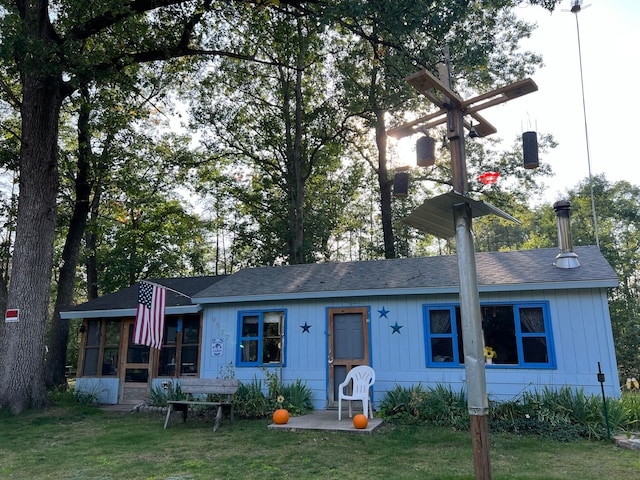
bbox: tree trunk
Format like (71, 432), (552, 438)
(0, 71), (63, 412)
(0, 276), (8, 344)
(375, 109), (395, 259)
(287, 18), (308, 265)
(85, 188), (101, 301)
(45, 88), (93, 388)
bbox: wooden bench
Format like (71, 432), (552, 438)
(163, 378), (239, 432)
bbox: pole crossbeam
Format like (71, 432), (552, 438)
(389, 60), (538, 480)
(387, 69), (537, 141)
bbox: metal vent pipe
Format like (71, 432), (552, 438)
(553, 200), (580, 269)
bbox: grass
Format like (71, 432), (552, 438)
(1, 403), (639, 479)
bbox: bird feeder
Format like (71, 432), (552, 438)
(478, 171), (500, 185)
(416, 135), (436, 167)
(393, 171), (410, 197)
(522, 131), (539, 169)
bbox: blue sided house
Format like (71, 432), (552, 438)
(62, 245), (619, 409)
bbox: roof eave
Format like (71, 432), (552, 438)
(193, 279), (618, 304)
(193, 287), (456, 304)
(60, 304), (202, 320)
(478, 279), (619, 293)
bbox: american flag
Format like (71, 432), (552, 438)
(133, 281), (166, 349)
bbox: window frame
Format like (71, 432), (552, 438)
(422, 306), (461, 368)
(236, 309), (286, 367)
(79, 319), (122, 377)
(423, 302), (555, 369)
(156, 314), (203, 377)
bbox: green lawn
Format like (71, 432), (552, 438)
(0, 404), (638, 479)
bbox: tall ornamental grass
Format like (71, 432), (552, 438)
(379, 384), (640, 442)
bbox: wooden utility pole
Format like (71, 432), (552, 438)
(387, 55), (537, 480)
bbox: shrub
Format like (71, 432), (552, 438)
(378, 384), (468, 428)
(378, 384), (428, 423)
(48, 386), (76, 405)
(489, 386), (631, 441)
(233, 373), (314, 418)
(381, 384), (636, 442)
(72, 385), (104, 405)
(619, 390), (640, 430)
(233, 377), (270, 418)
(280, 379), (314, 415)
(149, 382), (185, 407)
(264, 369), (314, 415)
(425, 384), (469, 429)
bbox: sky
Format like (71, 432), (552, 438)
(486, 0), (640, 203)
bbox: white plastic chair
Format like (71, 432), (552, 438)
(338, 365), (375, 420)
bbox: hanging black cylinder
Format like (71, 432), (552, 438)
(522, 131), (539, 169)
(393, 172), (410, 197)
(416, 135), (436, 167)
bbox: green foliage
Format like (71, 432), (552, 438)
(233, 377), (270, 419)
(380, 385), (640, 442)
(264, 369), (314, 416)
(618, 391), (640, 430)
(280, 379), (314, 416)
(149, 382), (186, 407)
(49, 383), (110, 409)
(48, 386), (76, 405)
(378, 384), (423, 421)
(71, 385), (104, 406)
(232, 372), (314, 418)
(378, 383), (469, 429)
(490, 387), (632, 441)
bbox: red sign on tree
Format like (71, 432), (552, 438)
(5, 309), (19, 323)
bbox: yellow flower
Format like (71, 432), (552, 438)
(484, 346), (497, 359)
(276, 395), (285, 404)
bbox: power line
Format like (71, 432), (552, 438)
(569, 0), (600, 248)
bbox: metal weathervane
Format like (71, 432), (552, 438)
(387, 51), (538, 480)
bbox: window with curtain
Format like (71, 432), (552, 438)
(424, 302), (554, 368)
(237, 310), (285, 366)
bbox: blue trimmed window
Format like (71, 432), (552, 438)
(424, 302), (555, 368)
(237, 310), (285, 366)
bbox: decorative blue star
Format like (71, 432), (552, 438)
(378, 306), (390, 318)
(300, 322), (311, 333)
(391, 322), (403, 334)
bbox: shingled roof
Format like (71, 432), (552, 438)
(193, 246), (618, 303)
(61, 246), (618, 317)
(60, 275), (227, 318)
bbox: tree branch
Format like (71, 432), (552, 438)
(0, 78), (21, 109)
(69, 0), (191, 40)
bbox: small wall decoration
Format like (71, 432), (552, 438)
(378, 306), (390, 318)
(211, 338), (224, 357)
(300, 322), (311, 333)
(391, 322), (403, 334)
(5, 309), (19, 323)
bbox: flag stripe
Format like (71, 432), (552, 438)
(133, 281), (166, 349)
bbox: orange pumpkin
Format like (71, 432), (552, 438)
(353, 413), (368, 429)
(273, 408), (289, 424)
